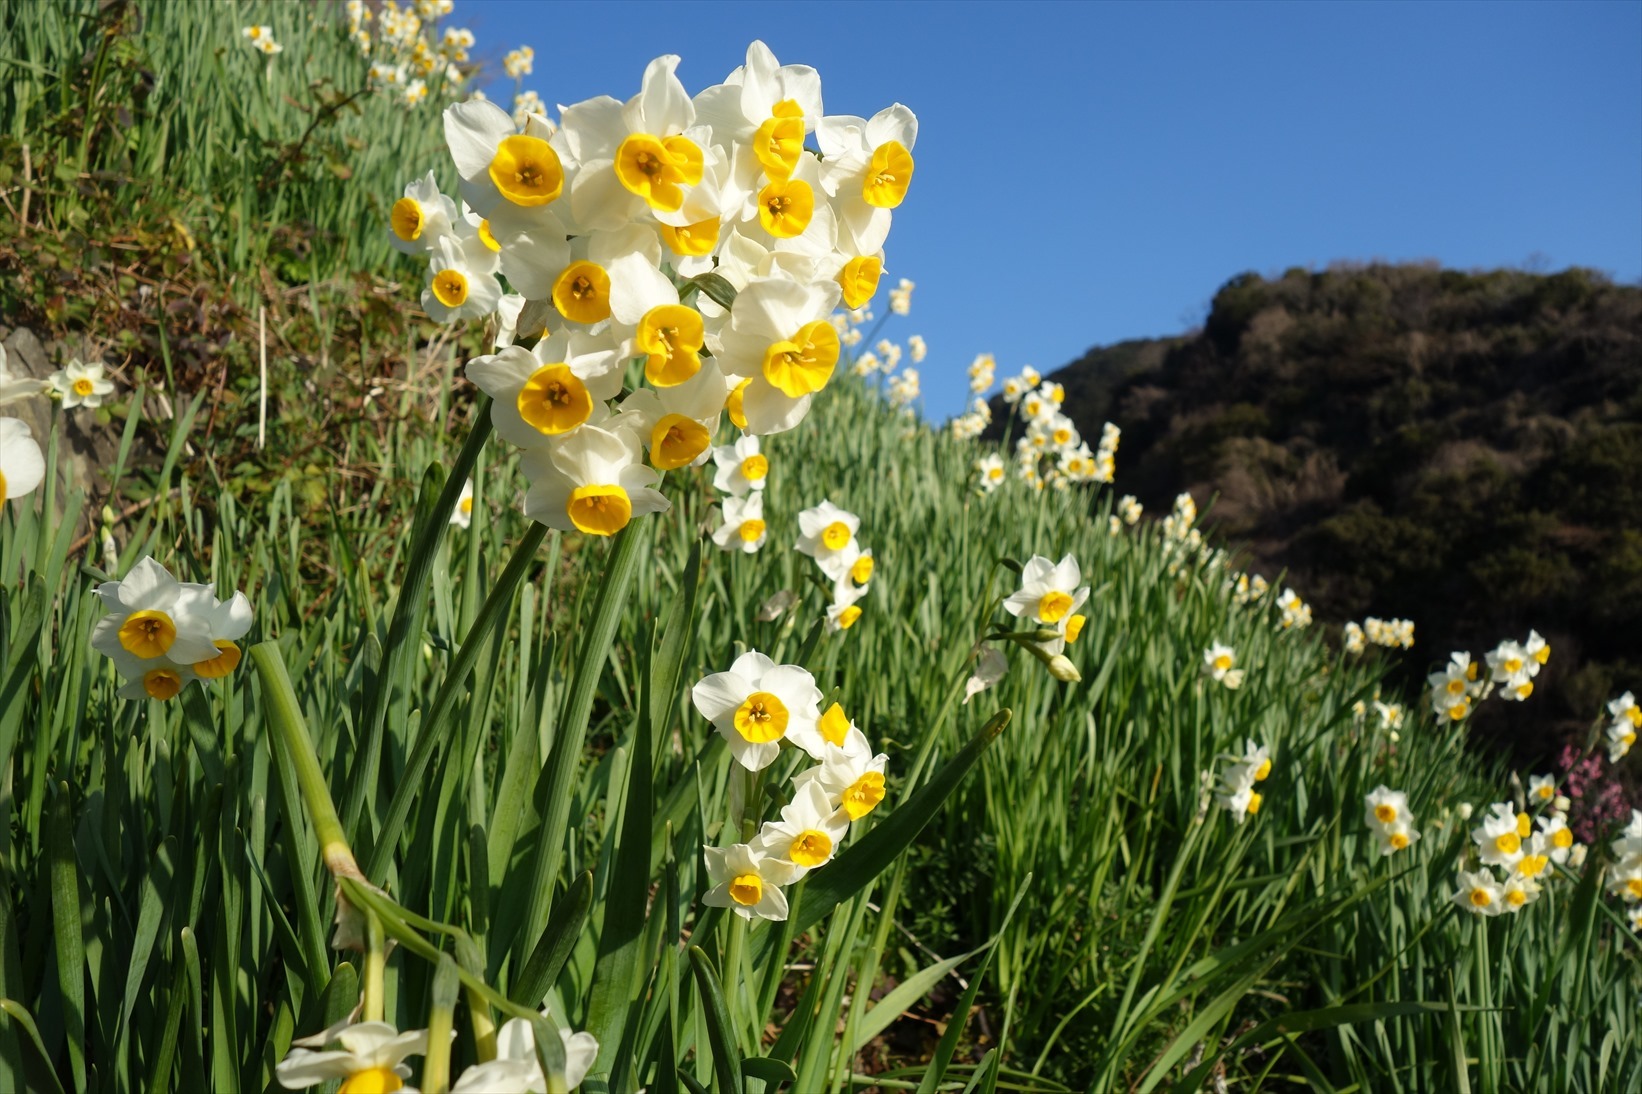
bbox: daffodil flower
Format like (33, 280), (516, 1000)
(691, 651), (824, 771)
(1471, 802), (1526, 869)
(713, 277), (842, 435)
(607, 252), (711, 387)
(467, 332), (624, 449)
(618, 363), (730, 472)
(711, 493), (767, 554)
(815, 104), (916, 255)
(559, 54), (714, 231)
(0, 418), (45, 505)
(751, 780), (850, 879)
(388, 171), (459, 255)
(48, 359), (115, 409)
(450, 479), (475, 529)
(794, 500), (861, 581)
(422, 234), (503, 323)
(518, 425), (669, 537)
(792, 741), (889, 821)
(1004, 554), (1090, 631)
(275, 1021), (431, 1092)
(1453, 869), (1507, 916)
(711, 434), (769, 497)
(449, 1014), (598, 1093)
(1536, 813), (1576, 864)
(702, 842), (797, 921)
(1372, 820), (1420, 856)
(444, 98), (566, 220)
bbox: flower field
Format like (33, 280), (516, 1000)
(1, 3), (1640, 1092)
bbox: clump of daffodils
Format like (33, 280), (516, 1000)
(691, 661), (887, 921)
(795, 500), (871, 632)
(1605, 691), (1640, 762)
(1363, 786), (1420, 855)
(349, 0), (481, 104)
(1213, 740), (1271, 823)
(88, 556), (252, 702)
(241, 25), (283, 56)
(1227, 570), (1270, 607)
(1108, 494), (1142, 536)
(392, 42), (917, 537)
(1606, 811), (1642, 926)
(1276, 587), (1312, 630)
(1427, 650), (1487, 724)
(1362, 616), (1416, 650)
(1453, 791), (1581, 917)
(1485, 629), (1550, 702)
(1427, 630), (1550, 725)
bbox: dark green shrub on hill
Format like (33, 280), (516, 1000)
(1040, 262), (1642, 762)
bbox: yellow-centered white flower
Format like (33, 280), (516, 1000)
(691, 650), (824, 771)
(606, 252), (710, 387)
(713, 277), (842, 435)
(517, 425), (669, 537)
(711, 433), (769, 497)
(559, 54), (713, 231)
(422, 233), (503, 322)
(794, 500), (861, 581)
(275, 1020), (431, 1091)
(702, 842), (797, 921)
(467, 332), (625, 449)
(1453, 869), (1507, 916)
(712, 493), (767, 554)
(443, 97), (565, 219)
(792, 739), (889, 821)
(388, 171), (459, 255)
(751, 780), (850, 879)
(815, 103), (916, 255)
(1003, 554), (1090, 631)
(49, 359), (116, 409)
(614, 360), (729, 471)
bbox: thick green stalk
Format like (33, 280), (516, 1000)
(251, 642), (356, 877)
(516, 522), (646, 956)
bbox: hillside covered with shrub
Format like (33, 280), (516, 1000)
(1038, 262), (1642, 757)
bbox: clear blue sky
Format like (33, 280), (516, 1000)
(455, 0), (1642, 421)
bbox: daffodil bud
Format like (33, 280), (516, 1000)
(1047, 655), (1081, 683)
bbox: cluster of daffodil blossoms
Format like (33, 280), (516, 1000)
(1202, 641), (1245, 690)
(1426, 630), (1550, 724)
(1453, 788), (1583, 917)
(795, 500), (874, 632)
(959, 361), (1119, 493)
(1343, 615), (1417, 653)
(843, 318), (927, 413)
(343, 0), (472, 109)
(1352, 693), (1407, 736)
(1603, 691), (1642, 762)
(1605, 811), (1642, 932)
(87, 557), (252, 701)
(0, 345), (121, 511)
(690, 662), (886, 921)
(241, 25), (284, 56)
(1363, 786), (1421, 856)
(388, 43), (915, 542)
(1211, 741), (1272, 823)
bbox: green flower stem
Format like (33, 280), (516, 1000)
(250, 641), (357, 878)
(421, 955), (461, 1094)
(363, 909), (386, 1022)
